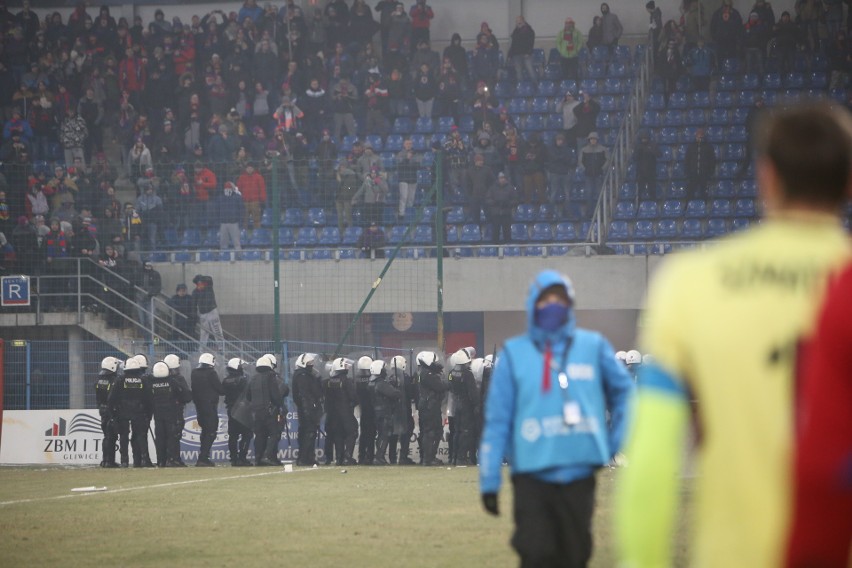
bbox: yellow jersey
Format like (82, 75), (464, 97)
(617, 214), (851, 568)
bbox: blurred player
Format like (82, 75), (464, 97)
(616, 103), (852, 567)
(786, 263), (852, 567)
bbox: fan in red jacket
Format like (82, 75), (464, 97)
(236, 164), (267, 230)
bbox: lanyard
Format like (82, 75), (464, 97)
(545, 338), (573, 400)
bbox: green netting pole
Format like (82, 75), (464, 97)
(272, 155), (281, 346)
(436, 149), (445, 353)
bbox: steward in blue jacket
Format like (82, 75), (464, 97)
(479, 269), (633, 567)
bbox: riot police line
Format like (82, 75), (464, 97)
(94, 347), (494, 468)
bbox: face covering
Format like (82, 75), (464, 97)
(535, 302), (569, 332)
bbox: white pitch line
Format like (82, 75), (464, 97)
(0, 467), (322, 508)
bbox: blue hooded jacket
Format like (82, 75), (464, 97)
(479, 270), (634, 494)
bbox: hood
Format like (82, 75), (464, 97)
(451, 33), (461, 45)
(525, 269), (576, 348)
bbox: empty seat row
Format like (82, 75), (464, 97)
(613, 199), (757, 220)
(619, 180), (757, 200)
(608, 218), (752, 241)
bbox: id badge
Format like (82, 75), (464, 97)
(563, 401), (581, 426)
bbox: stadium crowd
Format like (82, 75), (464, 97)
(0, 0), (848, 275)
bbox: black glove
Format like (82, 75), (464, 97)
(482, 492), (499, 516)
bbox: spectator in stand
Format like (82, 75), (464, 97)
(436, 59), (463, 125)
(375, 0), (402, 54)
(647, 1), (663, 54)
(3, 107), (33, 141)
(135, 182), (163, 250)
(710, 0), (743, 61)
(795, 0), (821, 53)
(236, 163), (267, 232)
(409, 0), (434, 52)
(600, 3), (624, 51)
(634, 130), (659, 200)
(167, 283), (196, 341)
(558, 91), (580, 140)
(743, 10), (770, 74)
(336, 160), (359, 234)
(471, 81), (498, 131)
(349, 1), (380, 54)
(772, 11), (800, 75)
(556, 18), (586, 80)
(358, 220), (386, 258)
(153, 120), (182, 174)
(573, 91), (601, 153)
(658, 39), (685, 102)
(472, 25), (500, 86)
(387, 3), (411, 54)
(26, 184), (49, 221)
(474, 130), (502, 173)
(509, 16), (538, 81)
(364, 73), (390, 140)
(487, 172), (514, 244)
(685, 37), (716, 92)
(119, 47), (147, 109)
(239, 0), (263, 25)
(59, 107), (88, 168)
(193, 161), (217, 229)
(386, 68), (408, 119)
(302, 78), (329, 142)
(315, 129), (338, 206)
(464, 153), (496, 223)
(443, 126), (469, 198)
(827, 30), (852, 90)
(682, 0), (706, 50)
(273, 96), (305, 134)
(217, 181), (244, 251)
(547, 132), (575, 216)
(332, 77), (358, 142)
(352, 165), (388, 226)
(579, 132), (609, 205)
(521, 134), (548, 205)
(411, 64), (435, 119)
(252, 82), (272, 132)
(684, 127), (717, 200)
(357, 141), (383, 179)
(587, 16), (604, 51)
(396, 138), (421, 220)
(443, 34), (468, 86)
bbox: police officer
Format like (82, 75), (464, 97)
(368, 360), (402, 466)
(95, 356), (120, 468)
(355, 356), (376, 465)
(223, 357), (254, 466)
(323, 358), (358, 466)
(108, 357), (152, 468)
(191, 352), (224, 466)
(163, 353), (192, 466)
(293, 353), (324, 467)
(388, 355), (417, 465)
(247, 355), (283, 466)
(133, 354), (156, 467)
(473, 355), (494, 453)
(416, 351), (449, 466)
(149, 361), (186, 467)
(449, 348), (480, 466)
(261, 353), (290, 465)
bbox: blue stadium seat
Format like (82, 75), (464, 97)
(249, 228), (272, 246)
(417, 169), (433, 187)
(173, 251), (194, 263)
(523, 114), (545, 131)
(737, 179), (757, 197)
(163, 229), (179, 248)
(685, 200), (708, 217)
(536, 79), (556, 96)
(531, 97), (550, 114)
(318, 227), (341, 244)
(705, 126), (726, 143)
(200, 251), (230, 262)
(558, 79), (578, 94)
(708, 108), (729, 125)
(656, 219), (678, 239)
(530, 222), (553, 242)
(342, 226), (362, 245)
(306, 208), (327, 226)
(239, 250), (264, 261)
(718, 161), (739, 179)
(579, 79), (599, 95)
(392, 117), (412, 134)
(809, 71), (828, 88)
(608, 221), (630, 241)
(536, 204), (556, 221)
(180, 229), (201, 248)
(508, 97), (528, 114)
(712, 91), (735, 108)
(615, 44), (632, 61)
(633, 220), (655, 240)
(516, 81), (536, 97)
(493, 81), (513, 98)
(336, 248), (357, 259)
(736, 90), (756, 107)
(544, 63), (562, 80)
(385, 134), (404, 152)
(555, 222), (578, 241)
(415, 117), (434, 133)
(307, 249), (333, 260)
(436, 116), (456, 133)
(723, 144), (745, 160)
(691, 91), (711, 107)
(546, 114), (564, 130)
(710, 180), (735, 197)
(784, 72), (805, 88)
(706, 218), (728, 237)
(417, 205), (436, 224)
(524, 245), (545, 256)
(295, 227), (318, 246)
(260, 208), (274, 227)
(742, 73), (760, 89)
(663, 110), (683, 126)
(731, 218), (751, 232)
(277, 227), (294, 245)
(502, 246), (523, 257)
(513, 204), (536, 223)
(734, 198), (756, 217)
(762, 72), (782, 89)
(603, 77), (626, 94)
(283, 208), (303, 227)
(659, 127), (679, 144)
(684, 108), (706, 125)
(586, 62), (606, 78)
(413, 225), (433, 244)
(278, 249), (303, 261)
(460, 224), (481, 243)
(387, 225), (408, 244)
(717, 74), (740, 91)
(681, 218), (705, 239)
(710, 199), (733, 217)
(642, 110), (662, 127)
(614, 201), (636, 219)
(510, 223), (530, 241)
(380, 152), (396, 170)
(341, 136), (357, 153)
(202, 229), (219, 247)
(637, 201), (659, 219)
(445, 206), (465, 224)
(728, 125), (748, 142)
(148, 252), (169, 263)
(609, 61), (630, 77)
(668, 92), (688, 109)
(549, 245), (572, 256)
(661, 200), (684, 218)
(410, 134), (428, 151)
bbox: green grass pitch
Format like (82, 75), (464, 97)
(0, 464), (688, 567)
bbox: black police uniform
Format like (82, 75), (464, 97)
(292, 366), (324, 466)
(139, 369), (156, 467)
(265, 370), (290, 465)
(223, 368), (253, 466)
(449, 364), (480, 466)
(323, 371), (358, 466)
(108, 368), (152, 467)
(150, 372), (191, 467)
(170, 370), (192, 465)
(370, 370), (402, 465)
(356, 374), (376, 465)
(191, 365), (224, 465)
(247, 367), (284, 466)
(417, 365), (449, 466)
(94, 369), (119, 467)
(389, 367), (418, 465)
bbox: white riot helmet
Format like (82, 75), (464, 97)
(484, 354), (494, 367)
(369, 359), (386, 376)
(256, 355), (272, 370)
(470, 358), (485, 382)
(152, 362), (169, 378)
(198, 352), (215, 367)
(390, 355), (406, 373)
(124, 357), (141, 371)
(357, 356), (373, 372)
(100, 356), (119, 373)
(615, 350), (627, 362)
(227, 357), (245, 371)
(463, 346), (476, 359)
(450, 348), (472, 368)
(133, 353), (149, 369)
(416, 351), (438, 368)
(163, 354), (181, 370)
(331, 357), (350, 375)
(296, 353), (318, 369)
(263, 353), (278, 370)
(625, 350), (642, 365)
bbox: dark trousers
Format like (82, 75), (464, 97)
(252, 409), (277, 464)
(196, 404), (219, 461)
(99, 411), (117, 465)
(297, 413), (319, 465)
(153, 413), (178, 466)
(117, 415), (148, 465)
(358, 408), (376, 464)
(511, 474), (596, 568)
(227, 411), (253, 463)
